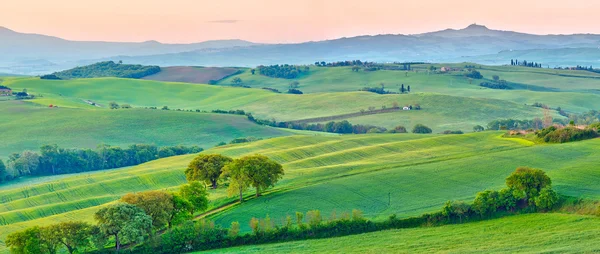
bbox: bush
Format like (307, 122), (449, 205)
(442, 130), (463, 134)
(473, 125), (485, 132)
(40, 74), (61, 80)
(472, 190), (499, 216)
(287, 88), (303, 94)
(388, 125), (407, 133)
(534, 187), (559, 211)
(465, 70), (483, 79)
(479, 81), (511, 89)
(537, 126), (598, 143)
(412, 124), (432, 134)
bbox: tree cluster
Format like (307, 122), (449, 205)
(510, 59), (542, 68)
(443, 167), (559, 222)
(257, 64), (309, 79)
(479, 81), (511, 90)
(535, 126), (598, 143)
(45, 61), (161, 79)
(464, 70), (483, 79)
(412, 124), (432, 134)
(0, 144), (202, 184)
(359, 86), (397, 94)
(186, 154), (284, 202)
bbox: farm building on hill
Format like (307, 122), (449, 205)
(0, 86), (12, 96)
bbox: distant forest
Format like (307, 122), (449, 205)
(256, 64), (309, 79)
(41, 61), (161, 80)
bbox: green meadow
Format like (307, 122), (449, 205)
(1, 63), (599, 253)
(205, 213), (600, 253)
(2, 74), (563, 133)
(2, 132), (599, 252)
(0, 100), (290, 158)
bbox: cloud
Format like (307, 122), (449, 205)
(207, 20), (240, 24)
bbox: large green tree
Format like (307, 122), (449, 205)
(179, 181), (209, 214)
(222, 155), (284, 201)
(185, 154), (233, 189)
(94, 203), (152, 251)
(6, 227), (44, 254)
(46, 222), (93, 254)
(506, 167), (551, 203)
(121, 191), (174, 230)
(169, 193), (194, 227)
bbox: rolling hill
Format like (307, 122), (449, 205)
(1, 132), (599, 252)
(2, 75), (557, 133)
(0, 100), (291, 158)
(205, 213), (600, 253)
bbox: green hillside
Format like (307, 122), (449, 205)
(1, 132), (599, 252)
(2, 77), (561, 132)
(0, 100), (290, 157)
(205, 213), (600, 253)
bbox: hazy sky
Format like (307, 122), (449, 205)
(3, 0), (600, 43)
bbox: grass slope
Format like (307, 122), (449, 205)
(204, 213), (600, 253)
(1, 133), (599, 252)
(205, 133), (600, 231)
(0, 100), (290, 158)
(3, 77), (553, 132)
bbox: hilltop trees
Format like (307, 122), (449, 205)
(185, 154), (233, 189)
(94, 203), (152, 251)
(222, 155), (284, 202)
(44, 61), (161, 79)
(257, 64), (308, 79)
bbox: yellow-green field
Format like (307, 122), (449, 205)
(204, 213), (600, 253)
(2, 132), (599, 252)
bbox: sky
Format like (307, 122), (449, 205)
(2, 0), (600, 44)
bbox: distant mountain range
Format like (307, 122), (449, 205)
(1, 24), (599, 74)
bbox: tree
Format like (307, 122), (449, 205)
(94, 203), (152, 251)
(52, 221), (93, 254)
(109, 101), (120, 109)
(250, 69), (255, 75)
(185, 154), (233, 189)
(534, 186), (559, 211)
(492, 75), (500, 81)
(222, 155), (284, 200)
(289, 81), (300, 89)
(232, 77), (242, 85)
(121, 191), (174, 230)
(0, 159), (6, 182)
(498, 188), (518, 211)
(472, 190), (499, 217)
(6, 227), (44, 254)
(400, 84), (405, 93)
(506, 167), (552, 204)
(169, 193), (194, 227)
(407, 85), (411, 92)
(412, 124), (432, 134)
(473, 125), (485, 132)
(441, 201), (470, 223)
(179, 181), (209, 214)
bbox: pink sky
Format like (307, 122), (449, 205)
(3, 0), (600, 43)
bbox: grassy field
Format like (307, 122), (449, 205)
(0, 100), (291, 158)
(142, 66), (240, 84)
(203, 133), (600, 232)
(0, 132), (599, 252)
(2, 77), (560, 132)
(203, 213), (600, 253)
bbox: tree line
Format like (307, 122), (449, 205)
(535, 125), (598, 143)
(510, 59), (542, 68)
(41, 61), (161, 80)
(256, 64), (309, 79)
(0, 144), (203, 184)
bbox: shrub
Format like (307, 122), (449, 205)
(534, 187), (559, 211)
(287, 89), (303, 94)
(465, 70), (483, 79)
(442, 130), (463, 134)
(412, 124), (432, 134)
(473, 125), (485, 132)
(479, 81), (511, 89)
(109, 101), (120, 109)
(472, 190), (499, 217)
(388, 125), (407, 133)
